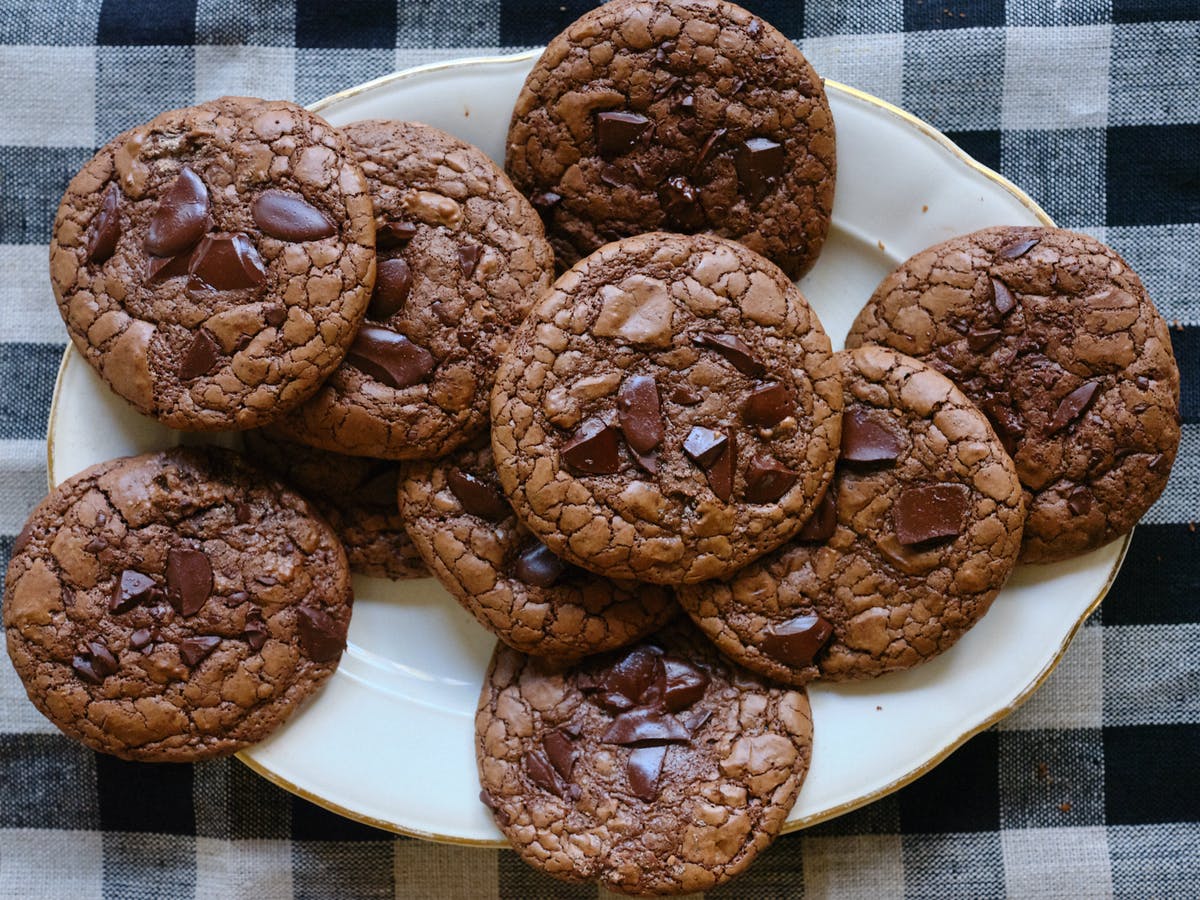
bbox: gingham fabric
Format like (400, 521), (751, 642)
(0, 1), (1196, 898)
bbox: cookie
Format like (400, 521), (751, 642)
(275, 120), (555, 459)
(506, 0), (835, 279)
(242, 430), (426, 580)
(846, 226), (1180, 562)
(50, 96), (375, 431)
(400, 440), (676, 658)
(490, 232), (842, 584)
(3, 448), (353, 761)
(678, 346), (1025, 686)
(476, 620), (813, 894)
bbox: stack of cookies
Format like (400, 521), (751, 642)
(3, 0), (1180, 895)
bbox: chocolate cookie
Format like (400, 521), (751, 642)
(476, 620), (813, 894)
(50, 97), (375, 431)
(846, 226), (1180, 562)
(491, 232), (842, 584)
(678, 347), (1025, 686)
(506, 0), (835, 279)
(275, 120), (555, 459)
(242, 430), (425, 580)
(3, 448), (352, 761)
(400, 441), (676, 658)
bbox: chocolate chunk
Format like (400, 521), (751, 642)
(243, 609), (269, 651)
(1135, 375), (1151, 390)
(235, 502), (252, 524)
(683, 426), (728, 468)
(129, 628), (154, 651)
(347, 325), (436, 389)
(745, 455), (797, 503)
(514, 543), (567, 588)
(179, 635), (220, 667)
(590, 646), (662, 711)
(743, 382), (793, 427)
(252, 190), (335, 242)
(671, 384), (701, 405)
(84, 535), (106, 552)
(736, 137), (786, 203)
(530, 191), (561, 217)
(146, 251), (191, 282)
(682, 708), (712, 733)
(595, 111), (652, 157)
(109, 569), (156, 614)
(146, 167), (209, 256)
(981, 393), (1026, 454)
(166, 548), (213, 617)
(708, 429), (736, 502)
(458, 242), (482, 279)
(447, 469), (509, 522)
(991, 278), (1016, 316)
(677, 93), (695, 113)
(840, 407), (905, 464)
(996, 237), (1039, 259)
(1047, 381), (1100, 435)
(660, 175), (705, 229)
(692, 127), (727, 174)
(297, 605), (345, 662)
(543, 730), (577, 782)
(562, 419), (622, 475)
(178, 330), (220, 380)
(264, 305), (286, 327)
(797, 488), (837, 542)
(86, 184), (122, 264)
(693, 333), (764, 376)
(602, 709), (690, 745)
(1148, 452), (1167, 472)
(894, 483), (971, 545)
(256, 574), (277, 586)
(627, 745), (668, 801)
(72, 641), (119, 684)
(370, 258), (412, 320)
(524, 748), (565, 797)
(1067, 487), (1092, 516)
(630, 446), (658, 475)
(661, 658), (709, 712)
(967, 328), (1003, 351)
(377, 220), (418, 249)
(599, 165), (625, 188)
(617, 374), (663, 454)
(760, 615), (834, 667)
(187, 233), (267, 292)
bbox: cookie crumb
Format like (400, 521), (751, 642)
(877, 240), (886, 251)
(921, 205), (929, 213)
(1036, 762), (1051, 782)
(1059, 801), (1073, 813)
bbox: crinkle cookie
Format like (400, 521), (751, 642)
(491, 232), (842, 584)
(678, 347), (1025, 686)
(846, 226), (1180, 562)
(476, 620), (813, 895)
(276, 119), (555, 459)
(50, 96), (375, 431)
(399, 440), (676, 658)
(3, 448), (352, 761)
(507, 0), (836, 279)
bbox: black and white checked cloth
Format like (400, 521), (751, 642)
(0, 2), (1196, 897)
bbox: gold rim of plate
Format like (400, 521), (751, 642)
(45, 50), (1126, 848)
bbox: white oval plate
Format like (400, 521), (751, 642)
(47, 52), (1129, 844)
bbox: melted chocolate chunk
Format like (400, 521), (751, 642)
(524, 748), (565, 797)
(543, 730), (577, 782)
(252, 190), (335, 241)
(297, 605), (345, 662)
(72, 640), (119, 684)
(981, 392), (1026, 455)
(967, 328), (1003, 351)
(627, 745), (668, 801)
(146, 251), (191, 282)
(661, 658), (709, 712)
(128, 628), (154, 651)
(683, 426), (728, 468)
(602, 708), (691, 745)
(562, 419), (622, 475)
(347, 325), (436, 389)
(894, 483), (970, 545)
(595, 110), (652, 157)
(514, 543), (567, 588)
(744, 455), (797, 503)
(996, 237), (1039, 259)
(179, 635), (220, 667)
(187, 233), (267, 293)
(458, 242), (482, 279)
(178, 330), (221, 380)
(1047, 381), (1100, 435)
(840, 407), (905, 464)
(370, 258), (412, 320)
(110, 570), (156, 614)
(797, 488), (837, 542)
(86, 184), (122, 264)
(589, 646), (663, 711)
(166, 548), (213, 617)
(660, 175), (705, 229)
(692, 333), (765, 376)
(743, 382), (793, 427)
(447, 468), (509, 522)
(991, 277), (1016, 316)
(243, 609), (269, 651)
(146, 167), (209, 257)
(760, 615), (834, 667)
(377, 220), (418, 249)
(736, 137), (786, 203)
(617, 374), (663, 454)
(692, 127), (727, 174)
(1067, 486), (1092, 516)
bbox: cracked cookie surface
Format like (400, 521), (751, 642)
(678, 347), (1025, 686)
(506, 0), (835, 279)
(276, 120), (555, 460)
(846, 226), (1180, 562)
(242, 430), (426, 580)
(476, 619), (812, 895)
(50, 96), (375, 431)
(3, 447), (352, 761)
(400, 441), (675, 658)
(490, 232), (842, 585)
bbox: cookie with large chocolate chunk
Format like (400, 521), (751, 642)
(678, 347), (1025, 685)
(242, 430), (425, 580)
(476, 620), (813, 894)
(50, 97), (375, 431)
(275, 120), (555, 459)
(400, 441), (675, 658)
(846, 226), (1180, 562)
(491, 232), (842, 584)
(506, 0), (835, 279)
(3, 448), (352, 761)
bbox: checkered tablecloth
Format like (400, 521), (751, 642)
(1, 1), (1196, 897)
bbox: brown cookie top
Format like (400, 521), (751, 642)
(3, 448), (352, 761)
(846, 226), (1180, 562)
(400, 441), (676, 658)
(476, 620), (812, 895)
(241, 430), (425, 580)
(50, 97), (375, 431)
(490, 232), (842, 584)
(678, 347), (1025, 686)
(275, 120), (555, 460)
(506, 0), (835, 279)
